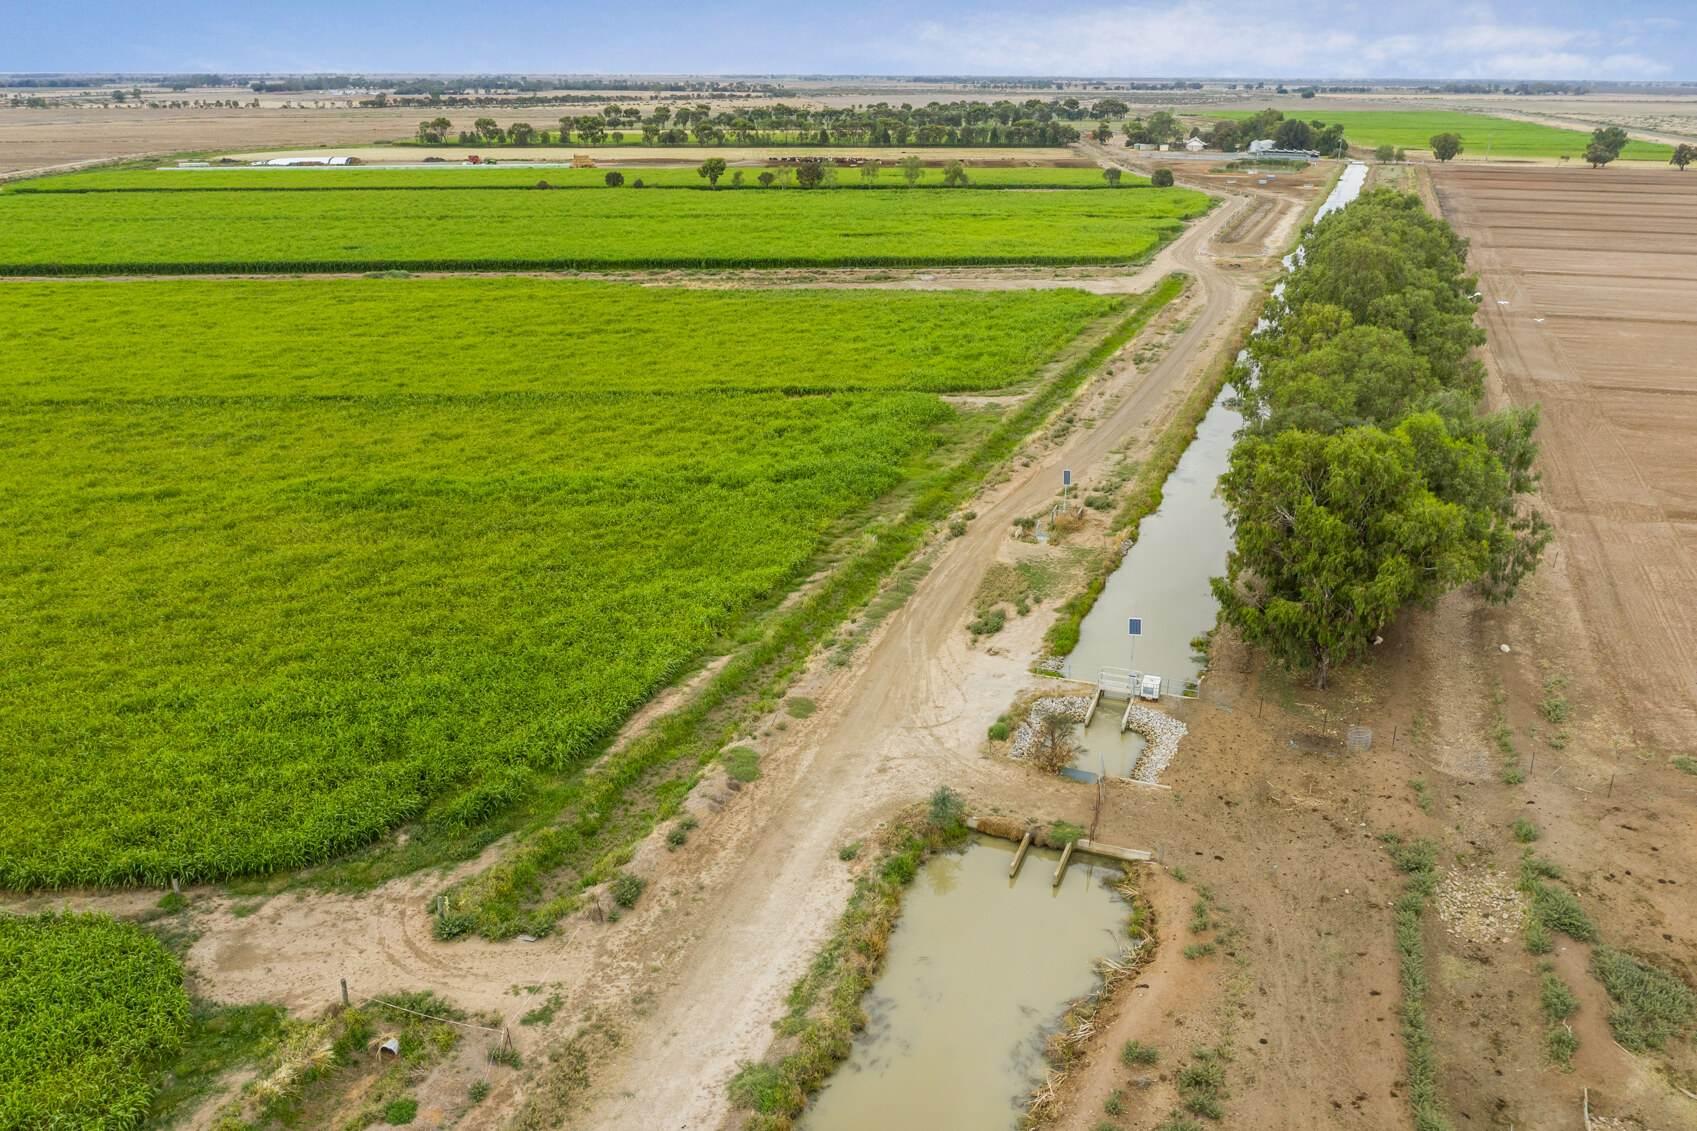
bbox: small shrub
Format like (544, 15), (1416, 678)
(383, 1097), (418, 1124)
(156, 891), (186, 913)
(927, 786), (965, 832)
(1539, 969), (1578, 1022)
(948, 518), (969, 537)
(968, 606), (1007, 636)
(722, 747), (761, 782)
(488, 1044), (522, 1068)
(729, 1060), (799, 1114)
(882, 853), (918, 885)
(603, 171), (624, 188)
(1544, 1023), (1578, 1069)
(1511, 818), (1539, 843)
(987, 719), (1010, 741)
(1121, 1039), (1159, 1067)
(1527, 883), (1596, 943)
(837, 841), (861, 862)
(1029, 715), (1080, 774)
(1176, 1053), (1227, 1119)
(1183, 942), (1216, 960)
(1539, 678), (1570, 724)
(1671, 755), (1697, 775)
(666, 824), (690, 849)
(1151, 167), (1175, 187)
(468, 1079), (490, 1102)
(1105, 1089), (1125, 1115)
(610, 873), (644, 909)
(1524, 917), (1552, 955)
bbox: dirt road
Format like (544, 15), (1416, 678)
(569, 178), (1303, 1131)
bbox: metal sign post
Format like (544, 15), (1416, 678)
(1062, 468), (1072, 506)
(1128, 616), (1142, 670)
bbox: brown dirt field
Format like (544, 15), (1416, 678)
(1433, 165), (1697, 754)
(0, 99), (1072, 177)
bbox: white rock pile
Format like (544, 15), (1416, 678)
(1007, 695), (1188, 784)
(1435, 867), (1526, 946)
(1123, 704), (1187, 783)
(1008, 696), (1092, 760)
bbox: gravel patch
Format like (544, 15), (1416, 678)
(1435, 867), (1526, 946)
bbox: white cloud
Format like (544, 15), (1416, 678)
(893, 1), (1676, 80)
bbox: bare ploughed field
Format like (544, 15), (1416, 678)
(1434, 165), (1697, 752)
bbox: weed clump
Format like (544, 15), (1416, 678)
(723, 747), (761, 783)
(1120, 1039), (1159, 1067)
(1590, 946), (1697, 1052)
(609, 873), (645, 910)
(1381, 835), (1450, 1131)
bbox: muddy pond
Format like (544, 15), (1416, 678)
(804, 836), (1127, 1130)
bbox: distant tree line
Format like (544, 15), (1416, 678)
(410, 99), (1108, 147)
(1212, 191), (1549, 686)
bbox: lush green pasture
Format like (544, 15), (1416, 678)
(1210, 109), (1670, 161)
(0, 184), (1211, 274)
(0, 912), (190, 1127)
(15, 165), (1132, 192)
(0, 280), (1119, 887)
(1, 278), (1117, 399)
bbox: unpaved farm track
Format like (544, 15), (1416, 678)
(0, 183), (1301, 1130)
(571, 187), (1300, 1130)
(1434, 166), (1697, 751)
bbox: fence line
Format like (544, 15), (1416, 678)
(362, 995), (509, 1040)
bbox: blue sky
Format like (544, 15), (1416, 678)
(7, 1), (1692, 80)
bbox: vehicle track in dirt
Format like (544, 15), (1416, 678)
(565, 178), (1305, 1131)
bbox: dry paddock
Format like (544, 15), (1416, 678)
(1433, 164), (1697, 751)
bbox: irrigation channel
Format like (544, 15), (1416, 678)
(1065, 161), (1369, 782)
(804, 837), (1128, 1130)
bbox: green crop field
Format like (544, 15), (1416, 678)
(13, 164), (1133, 192)
(1, 278), (1113, 399)
(0, 182), (1211, 274)
(0, 278), (1121, 888)
(1209, 109), (1671, 161)
(0, 912), (190, 1127)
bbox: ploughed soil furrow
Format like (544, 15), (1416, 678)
(1434, 164), (1697, 751)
